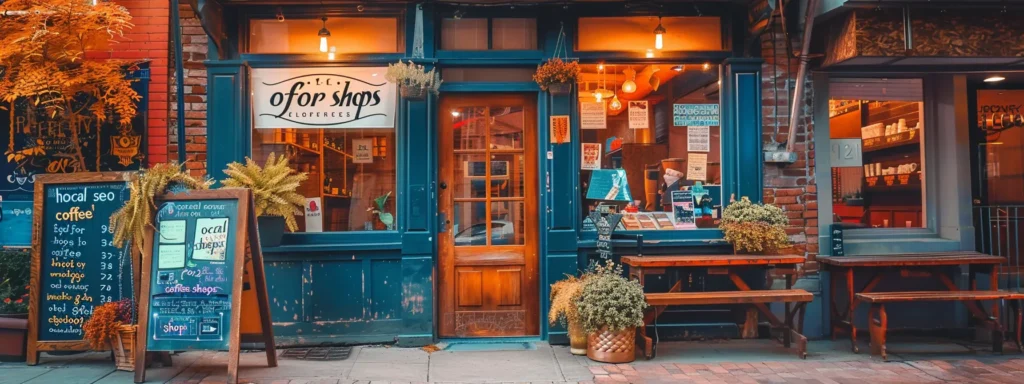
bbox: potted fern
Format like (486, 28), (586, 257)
(222, 153), (308, 247)
(385, 60), (442, 100)
(110, 163), (212, 254)
(577, 261), (646, 363)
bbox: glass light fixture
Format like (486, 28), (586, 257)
(609, 65), (622, 111)
(985, 75), (1006, 83)
(318, 16), (331, 53)
(645, 49), (654, 58)
(328, 46), (336, 60)
(594, 91), (604, 103)
(622, 68), (637, 94)
(653, 16), (666, 50)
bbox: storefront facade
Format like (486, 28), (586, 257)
(188, 0), (778, 346)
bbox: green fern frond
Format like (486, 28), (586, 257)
(221, 153), (308, 232)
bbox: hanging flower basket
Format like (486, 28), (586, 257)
(400, 85), (427, 100)
(111, 325), (137, 371)
(547, 82), (572, 95)
(386, 61), (442, 101)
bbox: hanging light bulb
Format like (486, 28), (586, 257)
(646, 49), (655, 58)
(318, 16), (331, 53)
(622, 68), (637, 94)
(594, 64), (610, 102)
(594, 92), (603, 103)
(328, 46), (336, 60)
(653, 16), (666, 50)
(609, 65), (622, 111)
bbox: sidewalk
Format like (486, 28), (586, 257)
(1, 339), (1023, 384)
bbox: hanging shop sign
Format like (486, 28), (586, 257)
(580, 101), (607, 130)
(252, 67), (397, 129)
(134, 189), (276, 383)
(628, 101), (649, 129)
(674, 104), (720, 127)
(26, 173), (135, 365)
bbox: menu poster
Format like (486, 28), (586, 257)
(135, 189), (277, 384)
(590, 212), (622, 260)
(353, 139), (373, 164)
(628, 101), (649, 129)
(27, 173), (134, 364)
(580, 101), (607, 130)
(687, 126), (711, 152)
(581, 143), (602, 170)
(671, 190), (695, 229)
(686, 153), (708, 181)
(830, 223), (845, 256)
(550, 115), (570, 144)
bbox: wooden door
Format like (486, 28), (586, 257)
(438, 94), (539, 337)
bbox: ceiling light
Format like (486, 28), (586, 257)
(653, 16), (666, 50)
(594, 90), (604, 103)
(702, 62), (710, 71)
(598, 63), (604, 71)
(453, 9), (464, 19)
(985, 75), (1006, 83)
(610, 94), (622, 111)
(646, 49), (654, 58)
(671, 65), (684, 72)
(451, 110), (460, 117)
(328, 46), (336, 60)
(622, 68), (637, 93)
(318, 16), (331, 53)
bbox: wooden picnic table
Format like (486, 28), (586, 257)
(817, 251), (1007, 356)
(622, 254), (810, 359)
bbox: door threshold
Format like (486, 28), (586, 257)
(437, 337), (542, 352)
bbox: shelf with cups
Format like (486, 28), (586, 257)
(862, 128), (920, 153)
(864, 171), (922, 192)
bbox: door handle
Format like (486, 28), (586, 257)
(440, 182), (448, 190)
(439, 212), (450, 233)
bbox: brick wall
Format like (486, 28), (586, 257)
(169, 1), (209, 177)
(761, 28), (819, 271)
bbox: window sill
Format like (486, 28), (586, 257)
(841, 236), (962, 255)
(578, 228), (728, 250)
(262, 231), (403, 254)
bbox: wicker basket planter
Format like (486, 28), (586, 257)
(400, 85), (427, 100)
(547, 82), (572, 95)
(586, 326), (636, 363)
(111, 325), (137, 371)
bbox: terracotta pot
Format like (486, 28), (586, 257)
(586, 326), (636, 363)
(0, 314), (28, 362)
(567, 320), (588, 355)
(548, 82), (572, 95)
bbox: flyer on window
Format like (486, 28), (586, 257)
(580, 101), (607, 130)
(550, 115), (570, 143)
(353, 138), (374, 164)
(687, 153), (708, 181)
(581, 143), (602, 170)
(671, 190), (696, 229)
(628, 101), (649, 129)
(687, 126), (711, 152)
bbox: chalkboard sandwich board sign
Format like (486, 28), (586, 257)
(27, 172), (136, 365)
(134, 188), (276, 384)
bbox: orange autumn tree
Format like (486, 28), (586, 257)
(0, 0), (138, 172)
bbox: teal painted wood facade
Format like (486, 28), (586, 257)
(202, 2), (765, 346)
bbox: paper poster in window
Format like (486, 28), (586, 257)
(628, 101), (649, 129)
(687, 126), (710, 152)
(580, 101), (607, 129)
(686, 153), (708, 181)
(192, 217), (229, 261)
(671, 190), (696, 229)
(550, 115), (570, 143)
(304, 197), (323, 233)
(581, 143), (602, 170)
(353, 138), (374, 164)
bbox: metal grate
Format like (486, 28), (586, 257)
(279, 346), (353, 361)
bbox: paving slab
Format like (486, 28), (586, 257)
(355, 346), (429, 364)
(428, 347), (564, 383)
(348, 362), (428, 382)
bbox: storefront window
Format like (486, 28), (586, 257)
(578, 64), (722, 231)
(249, 17), (403, 54)
(829, 79), (926, 229)
(440, 18), (537, 51)
(576, 17), (722, 52)
(976, 89), (1024, 205)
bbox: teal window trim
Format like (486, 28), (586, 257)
(265, 231), (404, 254)
(241, 54), (406, 66)
(440, 82), (540, 93)
(573, 51), (734, 63)
(436, 50), (545, 61)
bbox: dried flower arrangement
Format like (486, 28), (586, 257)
(385, 60), (442, 95)
(222, 153), (309, 232)
(576, 261), (647, 334)
(533, 58), (580, 91)
(549, 275), (585, 328)
(109, 163), (212, 253)
(82, 299), (134, 350)
(721, 196), (790, 254)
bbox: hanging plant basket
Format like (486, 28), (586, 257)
(111, 325), (137, 371)
(401, 85), (427, 100)
(548, 82), (572, 95)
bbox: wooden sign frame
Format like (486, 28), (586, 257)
(134, 188), (276, 383)
(27, 172), (138, 365)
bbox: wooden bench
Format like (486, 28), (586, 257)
(856, 290), (1010, 360)
(641, 289), (814, 359)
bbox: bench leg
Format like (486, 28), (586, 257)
(742, 307), (758, 339)
(1014, 300), (1024, 353)
(792, 302), (808, 359)
(868, 303), (888, 361)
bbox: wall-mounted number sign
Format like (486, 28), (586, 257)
(830, 139), (862, 168)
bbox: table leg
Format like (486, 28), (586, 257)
(1013, 299), (1024, 353)
(846, 268), (859, 353)
(784, 272), (793, 348)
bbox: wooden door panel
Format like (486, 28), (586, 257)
(438, 94), (538, 337)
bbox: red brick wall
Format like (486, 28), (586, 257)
(170, 1), (209, 177)
(761, 29), (818, 271)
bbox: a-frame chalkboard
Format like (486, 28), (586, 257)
(27, 172), (137, 365)
(133, 188), (276, 383)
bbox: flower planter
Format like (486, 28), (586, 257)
(257, 215), (286, 248)
(0, 314), (28, 362)
(567, 320), (588, 356)
(400, 85), (427, 100)
(111, 325), (137, 371)
(587, 326), (636, 363)
(547, 82), (572, 95)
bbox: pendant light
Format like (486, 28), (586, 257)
(328, 46), (336, 60)
(653, 16), (666, 50)
(622, 67), (637, 94)
(594, 65), (611, 103)
(609, 66), (622, 112)
(318, 16), (331, 53)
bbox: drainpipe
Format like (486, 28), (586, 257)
(784, 0), (819, 154)
(172, 1), (187, 164)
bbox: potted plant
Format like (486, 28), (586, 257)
(577, 261), (647, 363)
(110, 163), (212, 253)
(385, 60), (442, 100)
(533, 58), (580, 95)
(83, 299), (136, 371)
(222, 153), (309, 247)
(366, 191), (394, 230)
(0, 250), (30, 362)
(721, 197), (790, 254)
(549, 274), (588, 355)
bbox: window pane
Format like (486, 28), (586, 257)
(252, 128), (397, 232)
(829, 79), (925, 229)
(490, 154), (524, 198)
(577, 17), (722, 52)
(452, 106), (487, 150)
(492, 18), (537, 50)
(491, 201), (524, 245)
(454, 154), (488, 199)
(977, 89), (1024, 205)
(441, 18), (488, 50)
(490, 105), (524, 150)
(249, 18), (402, 54)
(578, 64), (722, 231)
(454, 201), (488, 246)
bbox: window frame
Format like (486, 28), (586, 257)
(239, 6), (408, 60)
(435, 16), (544, 60)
